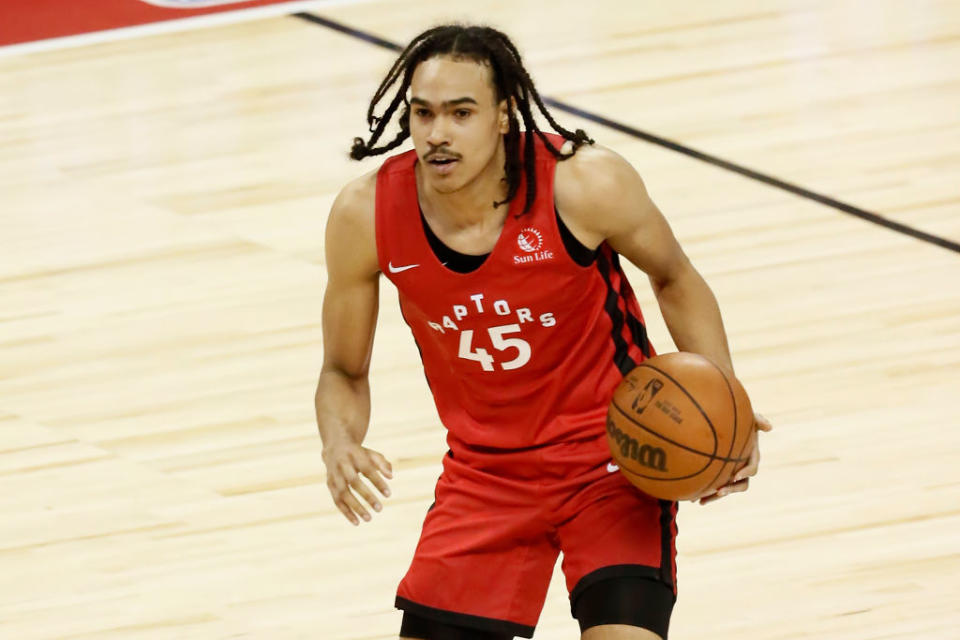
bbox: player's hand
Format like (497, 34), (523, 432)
(696, 412), (772, 505)
(321, 439), (393, 525)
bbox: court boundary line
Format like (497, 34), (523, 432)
(292, 11), (960, 256)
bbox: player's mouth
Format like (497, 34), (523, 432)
(425, 154), (460, 176)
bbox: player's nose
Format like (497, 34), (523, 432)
(425, 117), (452, 148)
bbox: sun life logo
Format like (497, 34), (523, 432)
(513, 227), (554, 265)
(517, 228), (543, 253)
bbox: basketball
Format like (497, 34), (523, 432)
(606, 352), (755, 501)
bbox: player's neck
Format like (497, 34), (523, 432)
(416, 142), (508, 229)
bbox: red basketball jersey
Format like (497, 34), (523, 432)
(375, 134), (654, 453)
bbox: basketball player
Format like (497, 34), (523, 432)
(315, 24), (772, 640)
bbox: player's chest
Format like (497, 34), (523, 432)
(392, 262), (600, 373)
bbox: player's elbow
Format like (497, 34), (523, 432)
(649, 254), (704, 299)
(318, 361), (370, 390)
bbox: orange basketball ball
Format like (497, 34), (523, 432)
(606, 352), (755, 501)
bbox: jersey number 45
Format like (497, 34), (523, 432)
(458, 324), (531, 371)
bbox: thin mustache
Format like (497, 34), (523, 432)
(425, 148), (461, 161)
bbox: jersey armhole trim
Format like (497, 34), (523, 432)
(556, 207), (598, 266)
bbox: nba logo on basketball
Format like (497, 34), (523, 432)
(513, 227), (554, 264)
(631, 379), (663, 414)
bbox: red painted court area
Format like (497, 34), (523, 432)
(1, 0), (297, 46)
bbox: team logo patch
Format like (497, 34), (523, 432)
(517, 227), (543, 253)
(513, 226), (554, 265)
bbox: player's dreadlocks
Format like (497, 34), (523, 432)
(350, 24), (594, 215)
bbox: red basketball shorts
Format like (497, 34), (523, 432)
(395, 434), (679, 638)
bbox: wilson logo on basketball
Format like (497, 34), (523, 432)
(606, 418), (669, 472)
(513, 227), (554, 265)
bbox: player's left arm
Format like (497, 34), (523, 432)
(556, 144), (773, 503)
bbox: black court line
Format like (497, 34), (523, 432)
(294, 12), (401, 52)
(292, 11), (960, 255)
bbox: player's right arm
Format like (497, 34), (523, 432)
(315, 171), (393, 526)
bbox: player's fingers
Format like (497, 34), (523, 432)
(363, 451), (393, 496)
(754, 413), (773, 432)
(734, 460), (758, 482)
(733, 468), (755, 483)
(338, 458), (361, 487)
(367, 450), (394, 481)
(733, 461), (758, 483)
(352, 451), (390, 500)
(340, 487), (372, 523)
(333, 497), (360, 526)
(693, 490), (717, 504)
(699, 478), (749, 505)
(324, 458), (354, 503)
(724, 478), (749, 494)
(335, 502), (358, 525)
(325, 465), (361, 524)
(349, 472), (382, 513)
(335, 460), (373, 520)
(734, 442), (762, 483)
(325, 467), (344, 494)
(698, 491), (721, 505)
(361, 466), (392, 499)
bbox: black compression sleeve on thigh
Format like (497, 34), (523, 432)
(400, 611), (514, 640)
(573, 576), (675, 639)
(399, 610), (431, 639)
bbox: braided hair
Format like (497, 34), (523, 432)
(350, 24), (594, 214)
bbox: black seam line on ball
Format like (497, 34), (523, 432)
(609, 401), (748, 463)
(617, 454), (715, 482)
(701, 359), (740, 490)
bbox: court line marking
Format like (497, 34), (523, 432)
(0, 0), (373, 58)
(292, 11), (960, 256)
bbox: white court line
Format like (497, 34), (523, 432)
(0, 0), (375, 59)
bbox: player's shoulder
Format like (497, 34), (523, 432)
(555, 143), (649, 235)
(325, 169), (379, 276)
(330, 169), (378, 224)
(555, 142), (640, 200)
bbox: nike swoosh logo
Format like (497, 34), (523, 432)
(388, 262), (419, 273)
(607, 462), (620, 473)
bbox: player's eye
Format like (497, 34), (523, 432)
(454, 109), (472, 119)
(414, 108), (432, 118)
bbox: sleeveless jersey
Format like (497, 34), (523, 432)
(375, 134), (654, 453)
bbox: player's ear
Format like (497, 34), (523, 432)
(498, 98), (515, 134)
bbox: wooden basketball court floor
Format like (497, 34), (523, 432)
(2, 1), (959, 638)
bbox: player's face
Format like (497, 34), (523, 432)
(408, 56), (509, 194)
